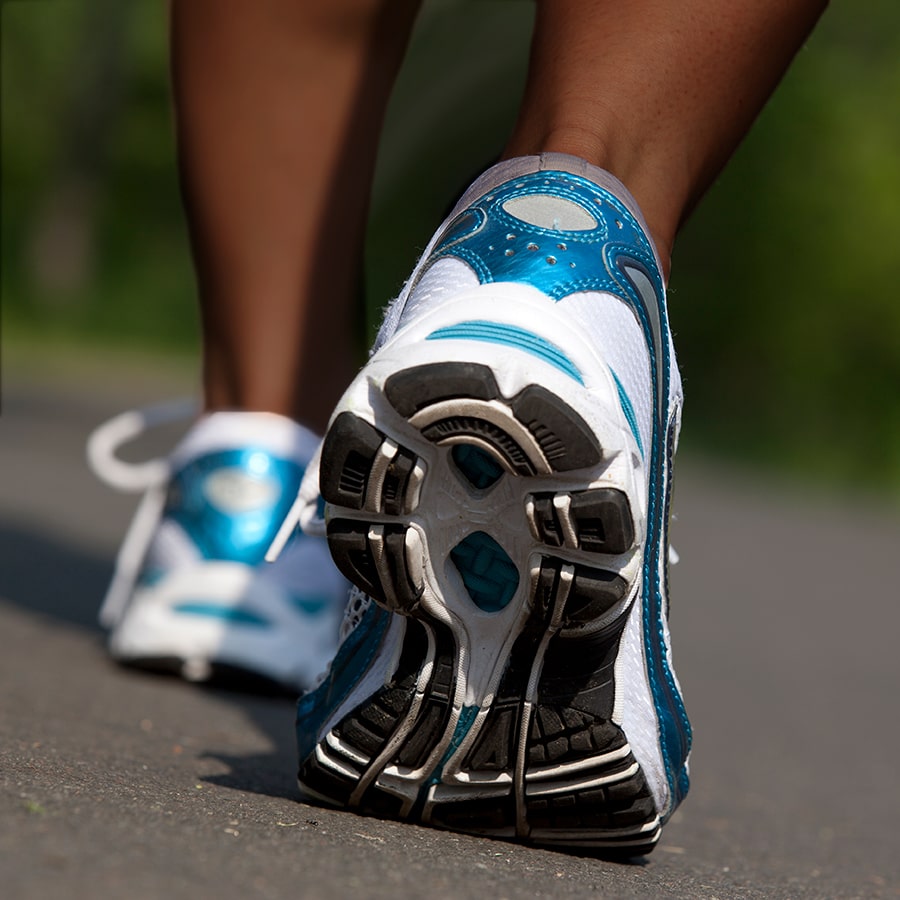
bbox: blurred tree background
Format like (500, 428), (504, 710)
(3, 1), (898, 498)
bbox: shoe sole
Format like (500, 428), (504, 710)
(300, 349), (661, 855)
(108, 561), (342, 694)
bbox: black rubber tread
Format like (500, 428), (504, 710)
(428, 795), (518, 833)
(540, 610), (628, 722)
(530, 496), (563, 547)
(296, 620), (430, 805)
(563, 566), (629, 627)
(357, 624), (457, 812)
(570, 489), (635, 553)
(463, 578), (555, 772)
(392, 627), (457, 770)
(385, 362), (600, 476)
(320, 413), (421, 516)
(525, 768), (657, 833)
(511, 384), (602, 472)
(320, 412), (384, 510)
(305, 363), (660, 853)
(384, 362), (499, 417)
(525, 620), (658, 845)
(431, 556), (653, 846)
(326, 521), (424, 613)
(302, 559), (658, 852)
(383, 530), (425, 611)
(326, 519), (384, 603)
(535, 556), (629, 632)
(530, 488), (635, 555)
(527, 706), (624, 766)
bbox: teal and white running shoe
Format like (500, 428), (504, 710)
(288, 154), (691, 853)
(89, 406), (348, 693)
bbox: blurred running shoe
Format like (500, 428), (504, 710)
(89, 404), (347, 693)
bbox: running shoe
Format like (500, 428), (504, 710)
(89, 404), (348, 693)
(289, 153), (691, 852)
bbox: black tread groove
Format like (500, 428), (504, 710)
(421, 417), (535, 475)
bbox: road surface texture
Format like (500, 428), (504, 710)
(2, 357), (898, 899)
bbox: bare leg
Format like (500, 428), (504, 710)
(505, 0), (829, 277)
(171, 0), (827, 428)
(170, 0), (420, 431)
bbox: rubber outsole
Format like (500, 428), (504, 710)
(300, 361), (660, 855)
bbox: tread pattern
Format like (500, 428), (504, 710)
(320, 413), (422, 516)
(384, 362), (602, 474)
(327, 521), (424, 613)
(304, 361), (659, 855)
(528, 488), (635, 554)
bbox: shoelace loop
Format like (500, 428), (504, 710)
(86, 398), (199, 492)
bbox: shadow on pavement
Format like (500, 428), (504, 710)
(199, 744), (299, 802)
(0, 516), (301, 803)
(0, 520), (108, 631)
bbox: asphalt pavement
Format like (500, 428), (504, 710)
(2, 358), (898, 899)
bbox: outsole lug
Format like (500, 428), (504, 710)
(320, 412), (383, 510)
(385, 362), (499, 417)
(298, 620), (431, 805)
(384, 361), (602, 476)
(320, 413), (423, 516)
(511, 384), (602, 472)
(527, 488), (635, 555)
(326, 520), (384, 603)
(327, 520), (424, 613)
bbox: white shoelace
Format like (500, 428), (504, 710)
(87, 398), (199, 492)
(87, 398), (199, 626)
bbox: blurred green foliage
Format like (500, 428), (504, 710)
(2, 1), (898, 495)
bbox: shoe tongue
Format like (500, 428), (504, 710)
(201, 463), (281, 514)
(500, 193), (598, 231)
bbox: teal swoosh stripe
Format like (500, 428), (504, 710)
(426, 320), (583, 384)
(172, 602), (271, 627)
(611, 369), (644, 458)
